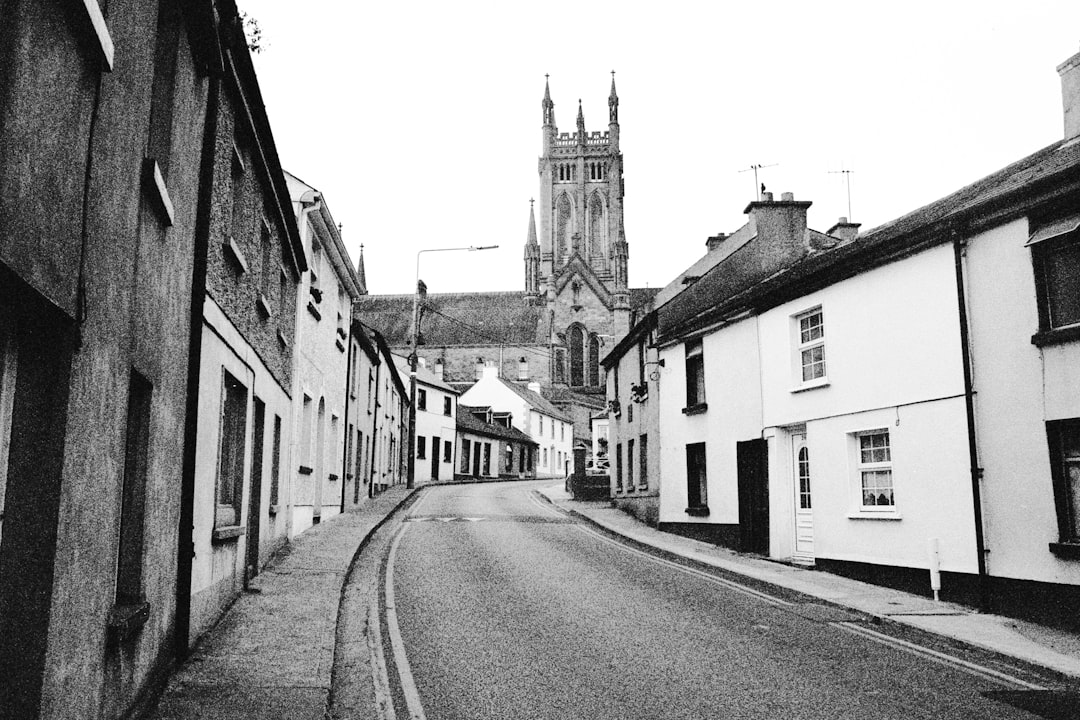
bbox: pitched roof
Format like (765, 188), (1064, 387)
(658, 137), (1080, 343)
(354, 291), (547, 347)
(456, 405), (537, 444)
(499, 379), (573, 423)
(390, 355), (459, 394)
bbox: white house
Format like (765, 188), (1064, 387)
(285, 172), (364, 535)
(460, 364), (574, 478)
(394, 356), (459, 484)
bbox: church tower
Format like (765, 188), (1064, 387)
(533, 74), (626, 293)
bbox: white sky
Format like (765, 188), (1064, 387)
(241, 0), (1080, 295)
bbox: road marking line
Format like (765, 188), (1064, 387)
(835, 622), (1046, 691)
(527, 489), (567, 518)
(367, 600), (396, 720)
(385, 523), (428, 720)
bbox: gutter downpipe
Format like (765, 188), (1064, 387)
(953, 235), (989, 611)
(176, 68), (221, 660)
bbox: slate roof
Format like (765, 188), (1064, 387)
(354, 291), (544, 347)
(541, 385), (606, 410)
(657, 137), (1080, 343)
(355, 287), (661, 348)
(499, 380), (574, 423)
(456, 405), (537, 444)
(390, 355), (459, 394)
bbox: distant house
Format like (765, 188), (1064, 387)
(369, 330), (410, 491)
(394, 356), (459, 484)
(284, 172), (364, 534)
(342, 315), (379, 510)
(460, 364), (574, 477)
(456, 405), (538, 481)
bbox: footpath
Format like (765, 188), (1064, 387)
(148, 485), (415, 720)
(536, 483), (1080, 682)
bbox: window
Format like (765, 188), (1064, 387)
(560, 423), (565, 441)
(539, 416), (544, 435)
(588, 333), (600, 386)
(686, 442), (708, 511)
(301, 394), (313, 470)
(569, 325), (585, 386)
(143, 0), (182, 226)
(217, 371), (248, 528)
(857, 430), (894, 507)
(615, 442), (623, 491)
(1032, 225), (1080, 335)
(627, 439), (635, 489)
(797, 308), (827, 383)
(417, 388), (427, 411)
(543, 447), (548, 467)
(461, 439), (471, 474)
(1048, 419), (1080, 550)
(443, 396), (452, 416)
(417, 436), (426, 459)
(639, 434), (648, 489)
(685, 339), (705, 409)
(116, 371), (152, 606)
(483, 443), (491, 476)
(443, 440), (452, 463)
(798, 445), (811, 509)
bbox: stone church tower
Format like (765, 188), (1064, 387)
(525, 75), (634, 391)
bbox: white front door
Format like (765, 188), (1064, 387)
(792, 432), (815, 563)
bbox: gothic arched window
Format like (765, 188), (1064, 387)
(556, 194), (573, 261)
(589, 192), (606, 264)
(569, 324), (585, 386)
(588, 333), (600, 386)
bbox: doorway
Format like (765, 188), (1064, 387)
(792, 431), (815, 564)
(736, 439), (769, 554)
(431, 435), (440, 481)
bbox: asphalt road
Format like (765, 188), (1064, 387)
(361, 481), (1074, 720)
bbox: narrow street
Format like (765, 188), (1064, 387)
(345, 481), (1070, 720)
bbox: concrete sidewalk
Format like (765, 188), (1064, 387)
(537, 484), (1080, 681)
(149, 485), (416, 720)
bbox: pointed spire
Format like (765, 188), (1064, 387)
(576, 98), (585, 138)
(542, 74), (555, 127)
(608, 70), (619, 125)
(356, 242), (368, 294)
(526, 198), (538, 246)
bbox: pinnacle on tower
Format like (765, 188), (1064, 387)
(542, 74), (555, 127)
(526, 198), (538, 247)
(576, 99), (585, 139)
(609, 70), (619, 124)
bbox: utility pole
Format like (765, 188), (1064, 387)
(828, 168), (855, 219)
(739, 163), (778, 200)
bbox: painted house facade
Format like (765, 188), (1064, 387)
(460, 365), (574, 478)
(371, 336), (410, 492)
(342, 318), (380, 510)
(641, 50), (1080, 627)
(285, 172), (363, 534)
(396, 357), (459, 484)
(602, 311), (662, 526)
(185, 9), (306, 647)
(456, 405), (538, 481)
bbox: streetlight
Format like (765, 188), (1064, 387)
(407, 245), (498, 488)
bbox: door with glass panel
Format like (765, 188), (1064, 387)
(792, 432), (815, 563)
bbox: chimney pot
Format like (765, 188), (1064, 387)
(706, 233), (727, 251)
(761, 191), (774, 202)
(781, 192), (795, 201)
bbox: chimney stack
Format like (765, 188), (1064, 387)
(743, 190), (812, 264)
(827, 216), (861, 243)
(705, 232), (727, 251)
(1058, 46), (1080, 141)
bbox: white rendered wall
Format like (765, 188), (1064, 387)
(414, 384), (457, 483)
(965, 217), (1080, 586)
(656, 317), (762, 524)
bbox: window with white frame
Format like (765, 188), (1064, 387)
(1047, 419), (1080, 550)
(684, 339), (705, 408)
(797, 308), (827, 383)
(857, 430), (894, 507)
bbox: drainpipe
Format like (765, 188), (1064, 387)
(176, 69), (221, 659)
(953, 235), (989, 611)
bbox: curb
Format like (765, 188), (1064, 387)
(328, 487), (424, 717)
(538, 491), (1079, 686)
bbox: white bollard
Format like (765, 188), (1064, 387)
(927, 537), (942, 602)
